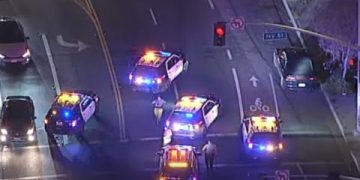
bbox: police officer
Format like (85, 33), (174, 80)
(202, 140), (217, 172)
(152, 96), (166, 123)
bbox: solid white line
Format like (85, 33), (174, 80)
(173, 82), (179, 100)
(207, 0), (215, 10)
(283, 130), (333, 136)
(161, 42), (166, 50)
(207, 132), (238, 137)
(296, 162), (307, 180)
(283, 161), (344, 166)
(2, 171), (114, 180)
(139, 137), (161, 141)
(226, 49), (233, 60)
(269, 73), (280, 117)
(322, 89), (346, 141)
(149, 8), (158, 26)
(231, 68), (244, 120)
(41, 34), (61, 95)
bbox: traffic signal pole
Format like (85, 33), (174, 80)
(357, 0), (360, 133)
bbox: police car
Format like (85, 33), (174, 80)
(157, 145), (200, 180)
(241, 115), (283, 158)
(44, 90), (99, 135)
(129, 50), (188, 93)
(165, 95), (220, 138)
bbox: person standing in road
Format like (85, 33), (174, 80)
(152, 96), (166, 124)
(202, 140), (217, 173)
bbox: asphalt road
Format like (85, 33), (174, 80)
(0, 0), (358, 179)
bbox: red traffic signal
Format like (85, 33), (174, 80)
(214, 22), (226, 46)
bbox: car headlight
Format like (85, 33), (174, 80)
(0, 54), (4, 59)
(22, 49), (31, 58)
(27, 128), (34, 135)
(1, 128), (7, 135)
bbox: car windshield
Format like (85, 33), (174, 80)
(133, 65), (160, 77)
(170, 111), (199, 123)
(251, 132), (279, 144)
(0, 21), (25, 43)
(2, 101), (31, 125)
(286, 53), (314, 76)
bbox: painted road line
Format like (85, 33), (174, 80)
(41, 34), (61, 95)
(161, 42), (166, 50)
(231, 68), (244, 120)
(322, 87), (360, 172)
(283, 161), (344, 166)
(226, 49), (233, 60)
(2, 171), (115, 180)
(296, 162), (308, 180)
(85, 0), (126, 141)
(173, 82), (179, 100)
(269, 73), (280, 117)
(207, 132), (238, 137)
(207, 0), (215, 10)
(283, 130), (335, 136)
(149, 8), (158, 26)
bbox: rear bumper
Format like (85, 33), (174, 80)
(45, 122), (84, 135)
(1, 57), (30, 65)
(285, 80), (319, 89)
(130, 83), (169, 93)
(0, 134), (36, 143)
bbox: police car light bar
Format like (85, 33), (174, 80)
(168, 162), (188, 168)
(58, 93), (80, 105)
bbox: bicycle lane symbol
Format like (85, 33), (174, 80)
(249, 97), (270, 112)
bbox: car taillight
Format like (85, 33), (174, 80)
(156, 77), (162, 84)
(278, 143), (283, 150)
(286, 75), (296, 81)
(248, 143), (253, 149)
(309, 77), (316, 81)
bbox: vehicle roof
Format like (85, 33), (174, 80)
(174, 96), (207, 113)
(136, 51), (171, 68)
(250, 116), (279, 133)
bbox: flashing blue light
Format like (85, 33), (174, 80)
(62, 110), (72, 119)
(259, 145), (265, 151)
(185, 113), (193, 118)
(143, 79), (152, 85)
(160, 51), (171, 57)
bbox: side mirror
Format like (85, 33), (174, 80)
(26, 37), (30, 40)
(195, 152), (202, 156)
(34, 116), (37, 119)
(156, 151), (163, 156)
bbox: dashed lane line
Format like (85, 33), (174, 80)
(149, 8), (158, 26)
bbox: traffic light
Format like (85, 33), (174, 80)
(214, 22), (226, 46)
(348, 57), (357, 69)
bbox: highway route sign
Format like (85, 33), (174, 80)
(263, 31), (288, 40)
(275, 169), (290, 180)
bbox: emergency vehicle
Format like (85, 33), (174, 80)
(165, 95), (220, 138)
(241, 115), (283, 158)
(157, 145), (200, 180)
(44, 90), (99, 135)
(129, 50), (188, 93)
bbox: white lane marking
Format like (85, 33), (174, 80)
(41, 34), (61, 95)
(283, 130), (335, 136)
(283, 161), (344, 166)
(145, 161), (345, 171)
(231, 68), (244, 120)
(269, 73), (280, 117)
(149, 8), (158, 25)
(207, 0), (215, 10)
(322, 86), (360, 173)
(161, 42), (166, 50)
(207, 132), (238, 137)
(296, 162), (307, 180)
(226, 49), (233, 60)
(2, 171), (114, 180)
(139, 137), (161, 141)
(173, 82), (179, 100)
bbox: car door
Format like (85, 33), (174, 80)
(166, 56), (183, 81)
(202, 101), (217, 127)
(242, 120), (249, 142)
(80, 97), (95, 122)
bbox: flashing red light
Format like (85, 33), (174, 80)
(216, 27), (225, 37)
(349, 58), (356, 66)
